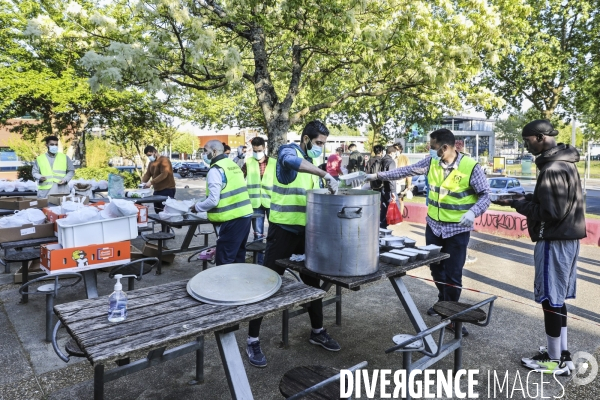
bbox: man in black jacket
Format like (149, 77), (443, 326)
(347, 143), (364, 173)
(494, 120), (585, 375)
(368, 145), (397, 228)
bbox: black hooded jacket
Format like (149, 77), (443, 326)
(513, 144), (586, 241)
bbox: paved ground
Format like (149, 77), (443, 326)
(1, 179), (599, 399)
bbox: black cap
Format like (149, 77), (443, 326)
(522, 120), (558, 137)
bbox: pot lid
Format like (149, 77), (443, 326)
(186, 263), (282, 305)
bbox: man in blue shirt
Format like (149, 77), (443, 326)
(244, 121), (340, 368)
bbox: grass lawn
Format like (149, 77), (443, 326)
(403, 195), (600, 220)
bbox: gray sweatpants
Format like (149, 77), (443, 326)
(533, 239), (579, 307)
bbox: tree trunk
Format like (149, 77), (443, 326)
(265, 109), (291, 155)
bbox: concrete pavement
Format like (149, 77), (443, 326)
(1, 183), (599, 399)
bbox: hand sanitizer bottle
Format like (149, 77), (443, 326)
(108, 274), (128, 322)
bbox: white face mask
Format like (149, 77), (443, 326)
(253, 151), (265, 160)
(48, 145), (58, 154)
(148, 155), (156, 162)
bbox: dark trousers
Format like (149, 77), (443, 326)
(153, 188), (176, 213)
(215, 217), (252, 266)
(425, 225), (470, 302)
(379, 191), (392, 229)
(248, 224), (323, 337)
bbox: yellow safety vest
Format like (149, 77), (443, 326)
(246, 156), (276, 209)
(37, 153), (67, 191)
(427, 155), (478, 223)
(269, 148), (320, 227)
(207, 157), (253, 223)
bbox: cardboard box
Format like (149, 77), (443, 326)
(0, 197), (48, 210)
(40, 241), (131, 274)
(42, 207), (68, 236)
(47, 195), (89, 205)
(0, 222), (55, 243)
(13, 259), (43, 284)
(141, 242), (175, 264)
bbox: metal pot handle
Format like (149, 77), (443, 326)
(337, 206), (363, 219)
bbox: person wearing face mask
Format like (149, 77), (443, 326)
(191, 140), (253, 266)
(243, 120), (340, 369)
(357, 128), (490, 337)
(493, 120), (584, 375)
(141, 145), (176, 213)
(32, 136), (75, 199)
(234, 145), (248, 168)
(241, 136), (275, 264)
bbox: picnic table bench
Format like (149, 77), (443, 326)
(53, 276), (326, 400)
(276, 253), (450, 353)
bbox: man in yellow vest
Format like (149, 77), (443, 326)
(244, 120), (340, 368)
(32, 136), (75, 199)
(191, 140), (253, 265)
(361, 129), (490, 337)
(241, 136), (275, 265)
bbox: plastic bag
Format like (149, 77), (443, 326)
(15, 180), (27, 192)
(97, 180), (108, 190)
(386, 200), (403, 226)
(3, 181), (15, 192)
(0, 180), (5, 192)
(110, 199), (138, 216)
(59, 207), (101, 225)
(108, 174), (125, 198)
(90, 179), (99, 190)
(25, 180), (37, 191)
(163, 198), (194, 214)
(15, 208), (46, 225)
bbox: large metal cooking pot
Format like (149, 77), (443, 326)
(305, 188), (379, 277)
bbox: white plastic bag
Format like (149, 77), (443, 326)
(110, 199), (138, 216)
(0, 213), (31, 228)
(59, 207), (101, 225)
(25, 180), (37, 191)
(15, 208), (46, 225)
(163, 198), (195, 214)
(0, 180), (5, 192)
(158, 211), (184, 222)
(3, 182), (15, 192)
(97, 180), (108, 190)
(15, 180), (27, 192)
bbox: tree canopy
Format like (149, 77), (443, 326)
(73, 0), (514, 152)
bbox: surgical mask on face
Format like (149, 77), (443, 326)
(429, 149), (440, 160)
(306, 140), (323, 158)
(48, 145), (58, 154)
(253, 151), (264, 160)
(202, 154), (211, 165)
(148, 155), (156, 162)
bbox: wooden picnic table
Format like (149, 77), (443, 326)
(53, 276), (326, 400)
(0, 236), (57, 272)
(0, 191), (37, 197)
(147, 213), (214, 256)
(276, 252), (450, 353)
(89, 195), (168, 205)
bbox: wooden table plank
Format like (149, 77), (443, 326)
(276, 253), (450, 289)
(54, 277), (325, 365)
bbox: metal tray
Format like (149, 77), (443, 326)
(187, 264), (282, 305)
(380, 252), (409, 266)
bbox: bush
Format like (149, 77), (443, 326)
(74, 167), (120, 181)
(17, 164), (34, 181)
(120, 172), (141, 189)
(74, 167), (140, 188)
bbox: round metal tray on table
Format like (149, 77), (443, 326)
(186, 263), (282, 305)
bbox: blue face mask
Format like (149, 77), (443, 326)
(306, 141), (323, 158)
(48, 145), (58, 154)
(202, 154), (211, 165)
(429, 149), (440, 161)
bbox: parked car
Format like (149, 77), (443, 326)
(178, 162), (209, 177)
(172, 162), (182, 173)
(487, 177), (525, 195)
(411, 175), (427, 195)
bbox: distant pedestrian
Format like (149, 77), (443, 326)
(367, 145), (397, 228)
(347, 143), (364, 173)
(326, 147), (344, 180)
(234, 145), (247, 168)
(141, 145), (176, 213)
(223, 143), (231, 156)
(493, 120), (585, 375)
